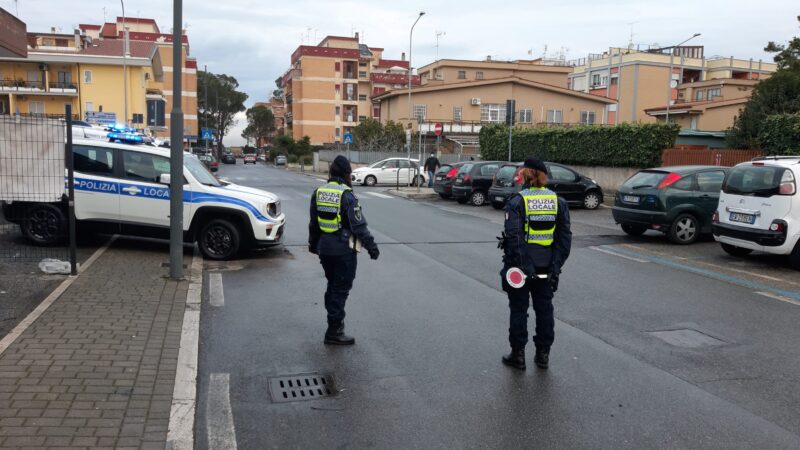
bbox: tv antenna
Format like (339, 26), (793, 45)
(435, 30), (446, 60)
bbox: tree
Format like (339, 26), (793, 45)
(243, 105), (275, 147)
(198, 71), (248, 155)
(758, 113), (800, 155)
(765, 16), (800, 72)
(350, 118), (407, 151)
(272, 76), (284, 101)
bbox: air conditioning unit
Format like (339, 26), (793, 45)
(470, 98), (481, 105)
(38, 63), (49, 71)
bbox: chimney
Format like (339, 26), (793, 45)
(124, 27), (130, 57)
(401, 52), (406, 61)
(74, 29), (81, 49)
(355, 32), (359, 42)
(51, 27), (56, 34)
(486, 55), (492, 61)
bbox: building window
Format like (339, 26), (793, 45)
(345, 84), (355, 100)
(147, 99), (166, 127)
(475, 71), (484, 80)
(373, 105), (380, 118)
(591, 73), (601, 87)
(359, 62), (367, 67)
(358, 94), (367, 101)
(580, 111), (596, 125)
(335, 62), (340, 71)
(29, 101), (45, 115)
(694, 89), (705, 101)
(519, 109), (532, 123)
(57, 71), (72, 87)
(85, 102), (94, 112)
(335, 84), (341, 96)
(359, 71), (367, 78)
(335, 106), (340, 117)
(707, 88), (721, 99)
(457, 70), (466, 79)
(84, 70), (92, 84)
(413, 104), (427, 122)
(335, 127), (341, 137)
(480, 103), (506, 123)
(453, 106), (462, 122)
(546, 109), (563, 124)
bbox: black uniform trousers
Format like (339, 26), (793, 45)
(319, 252), (357, 322)
(504, 275), (555, 351)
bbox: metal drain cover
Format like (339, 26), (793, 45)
(648, 329), (726, 348)
(269, 373), (336, 403)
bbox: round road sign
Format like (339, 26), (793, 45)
(505, 267), (526, 289)
(434, 122), (443, 136)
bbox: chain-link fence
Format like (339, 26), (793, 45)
(0, 109), (76, 271)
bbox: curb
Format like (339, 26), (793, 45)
(387, 189), (439, 200)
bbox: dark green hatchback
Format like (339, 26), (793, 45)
(612, 165), (729, 244)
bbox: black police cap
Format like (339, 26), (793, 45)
(523, 157), (547, 173)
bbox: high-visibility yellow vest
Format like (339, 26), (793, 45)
(521, 187), (558, 246)
(316, 182), (351, 233)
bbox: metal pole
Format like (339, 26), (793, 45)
(65, 104), (77, 276)
(417, 128), (422, 192)
(407, 11), (425, 188)
(169, 0), (184, 279)
(204, 64), (208, 152)
(508, 124), (512, 162)
(121, 1), (128, 125)
(665, 51), (673, 124)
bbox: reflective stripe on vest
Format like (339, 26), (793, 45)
(521, 187), (558, 246)
(316, 182), (351, 233)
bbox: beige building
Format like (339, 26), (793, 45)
(568, 46), (776, 124)
(418, 58), (573, 88)
(281, 34), (419, 145)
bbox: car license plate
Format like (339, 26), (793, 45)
(495, 196), (504, 202)
(622, 195), (639, 204)
(729, 212), (755, 224)
(436, 176), (444, 180)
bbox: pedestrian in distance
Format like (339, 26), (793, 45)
(309, 155), (380, 345)
(497, 157), (572, 370)
(424, 152), (440, 188)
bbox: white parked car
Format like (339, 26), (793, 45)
(351, 158), (425, 187)
(2, 129), (285, 260)
(712, 156), (800, 269)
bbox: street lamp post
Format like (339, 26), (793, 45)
(407, 11), (425, 187)
(168, 0), (184, 279)
(121, 0), (128, 126)
(665, 33), (701, 124)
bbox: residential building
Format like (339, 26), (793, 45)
(568, 46), (777, 124)
(281, 34), (419, 145)
(79, 17), (198, 140)
(0, 28), (161, 124)
(252, 97), (285, 147)
(0, 7), (26, 58)
(417, 58), (573, 88)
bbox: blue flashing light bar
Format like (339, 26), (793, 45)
(107, 132), (145, 144)
(105, 124), (137, 134)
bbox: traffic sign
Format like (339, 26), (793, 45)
(434, 122), (443, 136)
(85, 112), (117, 126)
(505, 267), (526, 289)
(201, 128), (214, 140)
(343, 132), (353, 144)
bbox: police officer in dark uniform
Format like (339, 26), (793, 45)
(309, 156), (380, 345)
(499, 157), (571, 370)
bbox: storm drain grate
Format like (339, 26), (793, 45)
(269, 373), (336, 403)
(648, 329), (727, 348)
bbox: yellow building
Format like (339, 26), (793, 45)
(282, 34), (418, 145)
(567, 46), (777, 124)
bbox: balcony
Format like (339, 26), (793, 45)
(0, 79), (78, 96)
(48, 82), (78, 94)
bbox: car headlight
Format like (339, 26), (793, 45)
(265, 201), (281, 218)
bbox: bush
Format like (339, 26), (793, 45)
(479, 123), (680, 167)
(758, 113), (800, 155)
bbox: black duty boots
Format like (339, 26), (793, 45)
(502, 348), (526, 370)
(534, 349), (549, 369)
(324, 320), (355, 345)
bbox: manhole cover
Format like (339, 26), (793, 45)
(269, 373), (336, 403)
(648, 329), (727, 348)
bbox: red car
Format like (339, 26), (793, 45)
(244, 154), (257, 165)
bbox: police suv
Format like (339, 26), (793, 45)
(2, 125), (285, 260)
(712, 156), (800, 270)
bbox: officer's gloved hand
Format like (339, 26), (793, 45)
(368, 246), (380, 260)
(550, 273), (560, 293)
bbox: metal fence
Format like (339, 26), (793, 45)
(0, 108), (76, 272)
(661, 148), (763, 167)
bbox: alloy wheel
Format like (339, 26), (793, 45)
(674, 217), (697, 243)
(204, 225), (233, 257)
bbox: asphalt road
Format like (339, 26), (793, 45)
(196, 161), (800, 449)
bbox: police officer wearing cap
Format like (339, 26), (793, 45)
(309, 155), (380, 345)
(499, 157), (571, 370)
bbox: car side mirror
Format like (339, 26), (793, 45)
(158, 174), (171, 185)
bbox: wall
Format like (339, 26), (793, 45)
(698, 103), (745, 131)
(569, 165), (640, 194)
(79, 64), (147, 124)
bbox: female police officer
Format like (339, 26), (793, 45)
(309, 155), (380, 345)
(499, 157), (571, 370)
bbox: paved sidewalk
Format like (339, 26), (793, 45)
(0, 240), (192, 449)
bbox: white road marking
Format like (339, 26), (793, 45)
(0, 235), (115, 357)
(167, 251), (202, 450)
(209, 273), (224, 307)
(754, 291), (800, 307)
(207, 373), (238, 450)
(590, 246), (650, 263)
(363, 192), (393, 199)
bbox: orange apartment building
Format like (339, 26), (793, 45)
(567, 46), (777, 128)
(79, 17), (198, 141)
(281, 34), (420, 145)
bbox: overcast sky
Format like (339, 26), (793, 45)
(4, 0), (798, 145)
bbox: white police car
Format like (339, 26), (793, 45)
(2, 125), (285, 260)
(712, 156), (800, 269)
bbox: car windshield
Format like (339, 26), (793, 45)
(185, 155), (221, 186)
(622, 170), (668, 189)
(458, 164), (474, 174)
(436, 165), (452, 174)
(496, 165), (517, 180)
(723, 165), (788, 197)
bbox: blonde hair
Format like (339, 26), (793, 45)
(519, 168), (548, 187)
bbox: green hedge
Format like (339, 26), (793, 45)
(478, 123), (680, 167)
(758, 113), (800, 155)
